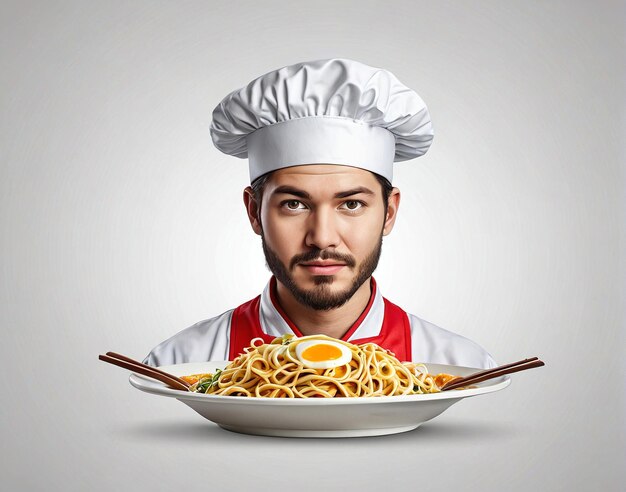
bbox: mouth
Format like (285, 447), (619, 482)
(299, 262), (347, 275)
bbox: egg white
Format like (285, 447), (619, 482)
(295, 340), (352, 369)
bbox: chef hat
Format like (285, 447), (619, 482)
(209, 58), (433, 183)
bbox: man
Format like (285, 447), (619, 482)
(144, 58), (496, 369)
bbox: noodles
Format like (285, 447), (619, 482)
(187, 334), (446, 398)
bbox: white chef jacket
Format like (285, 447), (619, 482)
(144, 277), (496, 369)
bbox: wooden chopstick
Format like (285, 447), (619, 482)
(105, 352), (191, 388)
(441, 357), (545, 391)
(99, 353), (190, 392)
(442, 357), (538, 388)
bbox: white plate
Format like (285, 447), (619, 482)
(129, 361), (510, 438)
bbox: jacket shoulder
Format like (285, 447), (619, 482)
(143, 309), (234, 366)
(408, 313), (497, 369)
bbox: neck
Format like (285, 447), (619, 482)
(273, 278), (373, 339)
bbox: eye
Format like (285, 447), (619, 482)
(282, 200), (306, 211)
(340, 200), (363, 211)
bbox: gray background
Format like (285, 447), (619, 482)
(1, 1), (624, 491)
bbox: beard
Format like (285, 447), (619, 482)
(261, 235), (383, 311)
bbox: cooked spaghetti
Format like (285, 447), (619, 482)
(185, 334), (447, 398)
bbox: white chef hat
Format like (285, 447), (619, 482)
(209, 58), (433, 183)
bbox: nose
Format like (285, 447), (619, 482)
(304, 206), (341, 250)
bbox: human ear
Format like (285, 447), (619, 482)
(382, 188), (401, 236)
(243, 186), (263, 236)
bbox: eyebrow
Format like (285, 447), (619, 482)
(334, 187), (376, 199)
(272, 185), (376, 199)
(272, 186), (311, 199)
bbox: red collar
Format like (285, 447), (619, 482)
(268, 276), (378, 341)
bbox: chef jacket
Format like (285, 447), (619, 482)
(144, 277), (496, 369)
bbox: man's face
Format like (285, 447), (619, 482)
(245, 165), (399, 311)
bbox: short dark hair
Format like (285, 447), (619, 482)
(251, 171), (393, 211)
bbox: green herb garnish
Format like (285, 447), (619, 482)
(195, 369), (223, 393)
(281, 334), (295, 345)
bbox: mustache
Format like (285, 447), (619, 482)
(289, 249), (357, 270)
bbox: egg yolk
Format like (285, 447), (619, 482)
(301, 343), (343, 362)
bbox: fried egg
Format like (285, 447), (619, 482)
(295, 339), (352, 369)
